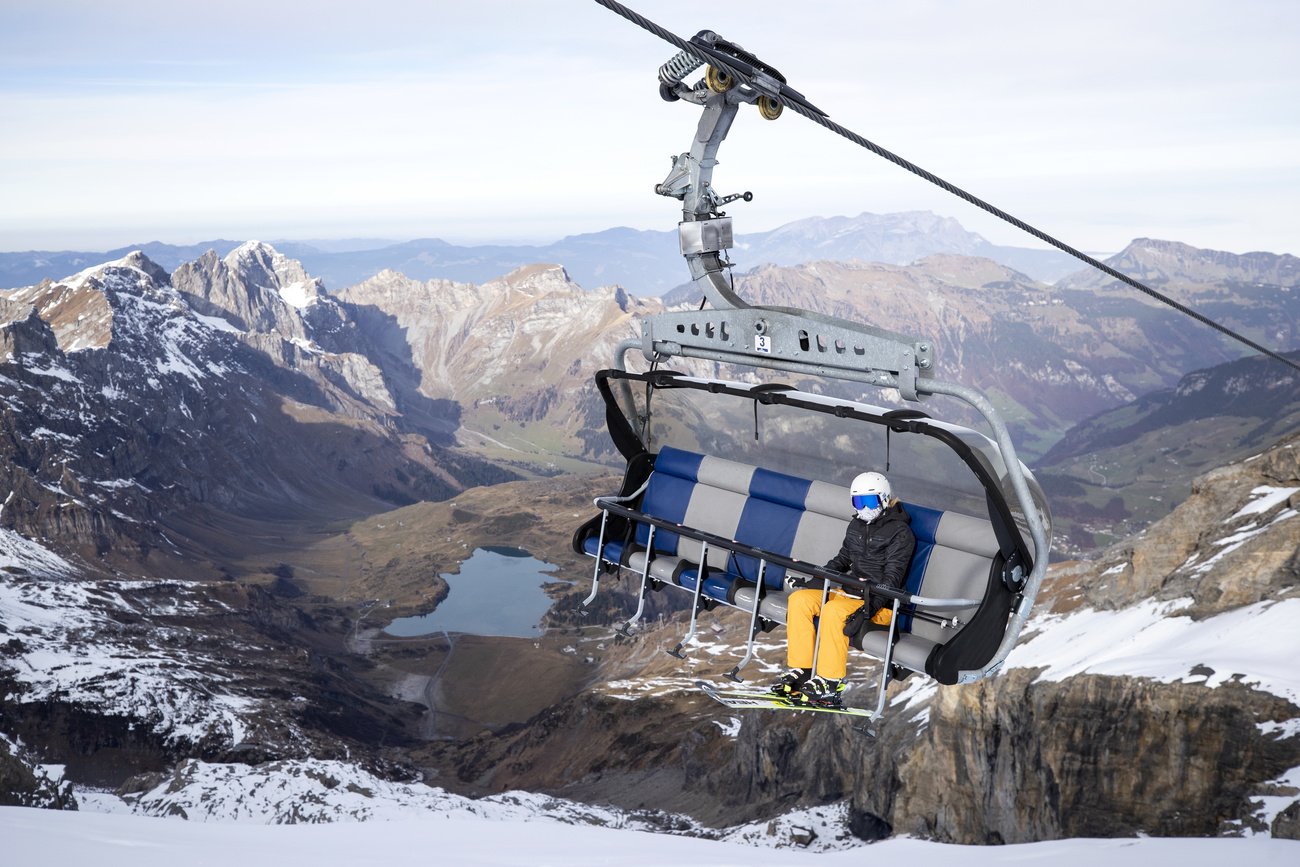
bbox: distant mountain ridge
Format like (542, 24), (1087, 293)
(1058, 238), (1300, 289)
(0, 212), (1087, 294)
(5, 234), (1297, 572)
(735, 211), (1087, 285)
(1036, 346), (1300, 551)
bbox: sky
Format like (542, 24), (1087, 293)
(1, 0), (1297, 255)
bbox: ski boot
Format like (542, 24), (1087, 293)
(769, 667), (811, 698)
(799, 676), (846, 708)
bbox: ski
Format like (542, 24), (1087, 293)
(695, 680), (875, 719)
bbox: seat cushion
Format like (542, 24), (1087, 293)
(582, 537), (629, 564)
(858, 630), (938, 672)
(626, 551), (687, 584)
(757, 588), (792, 623)
(678, 567), (736, 601)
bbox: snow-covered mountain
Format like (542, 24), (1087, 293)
(0, 245), (517, 577)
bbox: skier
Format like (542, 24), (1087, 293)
(771, 471), (915, 707)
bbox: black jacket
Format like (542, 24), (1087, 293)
(823, 503), (916, 609)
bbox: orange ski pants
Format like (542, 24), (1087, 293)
(786, 588), (864, 680)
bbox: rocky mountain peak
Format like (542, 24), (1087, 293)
(46, 252), (171, 300)
(611, 284), (632, 313)
(0, 296), (34, 327)
(0, 254), (176, 353)
(1048, 430), (1300, 618)
(223, 241), (325, 307)
(333, 263), (662, 461)
(171, 242), (337, 342)
(483, 263), (576, 301)
(116, 251), (171, 286)
(0, 299), (61, 358)
(1059, 238), (1300, 289)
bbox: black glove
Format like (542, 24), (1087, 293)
(842, 605), (869, 637)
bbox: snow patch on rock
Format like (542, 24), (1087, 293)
(0, 528), (78, 578)
(1008, 596), (1300, 704)
(0, 574), (280, 749)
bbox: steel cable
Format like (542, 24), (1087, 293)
(592, 0), (1300, 374)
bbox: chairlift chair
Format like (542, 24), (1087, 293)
(570, 21), (1053, 728)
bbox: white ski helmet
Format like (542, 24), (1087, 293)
(850, 471), (891, 521)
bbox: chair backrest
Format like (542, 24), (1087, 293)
(905, 510), (1001, 642)
(639, 448), (1000, 643)
(731, 467), (812, 587)
(635, 446), (702, 555)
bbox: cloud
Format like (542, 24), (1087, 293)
(2, 0), (1298, 254)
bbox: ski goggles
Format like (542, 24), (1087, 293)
(852, 493), (884, 511)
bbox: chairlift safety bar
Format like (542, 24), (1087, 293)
(589, 497), (984, 611)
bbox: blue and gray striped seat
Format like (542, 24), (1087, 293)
(581, 446), (1003, 675)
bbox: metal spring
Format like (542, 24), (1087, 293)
(658, 49), (703, 87)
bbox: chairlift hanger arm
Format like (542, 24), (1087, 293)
(592, 0), (1300, 376)
(614, 4), (946, 397)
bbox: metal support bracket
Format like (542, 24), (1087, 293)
(724, 559), (766, 681)
(618, 524), (657, 635)
(579, 509), (611, 614)
(641, 307), (935, 401)
(667, 539), (709, 659)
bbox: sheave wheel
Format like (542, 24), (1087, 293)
(758, 95), (782, 120)
(705, 65), (734, 94)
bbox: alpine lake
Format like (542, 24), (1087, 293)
(383, 546), (569, 638)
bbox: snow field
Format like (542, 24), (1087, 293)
(1008, 597), (1300, 704)
(3, 806), (1297, 867)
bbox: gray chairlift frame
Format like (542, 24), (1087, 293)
(583, 40), (1050, 723)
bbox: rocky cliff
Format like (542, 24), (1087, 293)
(337, 264), (664, 463)
(0, 733), (76, 809)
